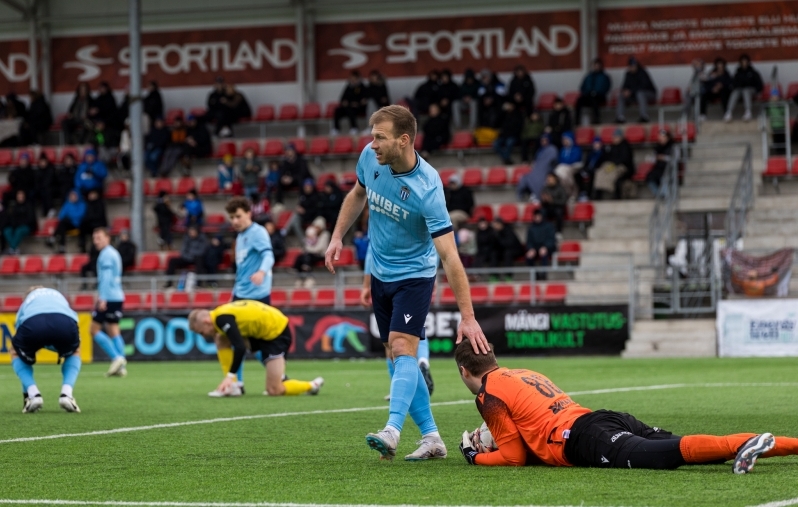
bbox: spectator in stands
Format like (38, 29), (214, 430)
(4, 152), (35, 208)
(79, 244), (100, 290)
(157, 115), (187, 176)
(457, 226), (477, 269)
(78, 190), (107, 253)
(594, 128), (635, 200)
(264, 159), (280, 203)
(183, 114), (211, 174)
(545, 97), (572, 148)
(143, 80), (164, 123)
(700, 58), (732, 120)
(144, 117), (169, 177)
(90, 120), (119, 167)
(413, 70), (441, 117)
(554, 131), (583, 197)
(319, 179), (344, 231)
(444, 174), (475, 229)
(525, 208), (557, 279)
(576, 58), (611, 125)
(92, 81), (119, 129)
(474, 217), (497, 268)
(520, 110), (544, 163)
(54, 153), (78, 204)
(62, 83), (95, 145)
(646, 129), (675, 197)
(493, 100), (525, 165)
(366, 70), (390, 114)
(275, 143), (312, 203)
(478, 68), (506, 99)
(577, 137), (605, 201)
(48, 189), (85, 253)
(74, 149), (107, 198)
(217, 153), (236, 193)
(616, 57), (657, 124)
(153, 190), (176, 250)
(265, 221), (285, 265)
(216, 83), (251, 137)
(283, 179), (321, 240)
(764, 88), (787, 156)
(682, 58), (708, 118)
(724, 54), (764, 122)
(334, 71), (368, 135)
(457, 68), (480, 129)
(2, 92), (26, 120)
(3, 190), (36, 254)
(118, 122), (132, 171)
(202, 235), (227, 285)
(164, 226), (209, 287)
(508, 65), (536, 113)
(181, 188), (204, 228)
(420, 103), (451, 157)
(353, 230), (369, 270)
(240, 147), (262, 198)
(20, 90), (53, 145)
(116, 229), (137, 273)
(35, 153), (56, 218)
(540, 173), (568, 233)
(491, 218), (523, 280)
(517, 134), (558, 203)
(293, 216), (330, 288)
(437, 69), (461, 120)
(250, 193), (271, 225)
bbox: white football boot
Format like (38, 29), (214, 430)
(405, 435), (447, 461)
(23, 394), (43, 413)
(59, 394), (81, 413)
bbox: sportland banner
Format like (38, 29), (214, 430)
(598, 1), (798, 68)
(315, 11), (582, 80)
(0, 312), (94, 365)
(717, 299), (798, 357)
(110, 305), (628, 361)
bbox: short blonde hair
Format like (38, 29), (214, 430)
(187, 309), (209, 332)
(369, 105), (417, 145)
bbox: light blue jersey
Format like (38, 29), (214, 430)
(16, 288), (78, 327)
(234, 223), (274, 299)
(97, 245), (124, 302)
(356, 146), (451, 282)
(363, 243), (372, 275)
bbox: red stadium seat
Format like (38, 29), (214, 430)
(338, 247), (355, 266)
(301, 102), (321, 120)
(45, 254), (67, 274)
(316, 172), (337, 191)
(278, 248), (301, 268)
(37, 218), (59, 237)
(189, 107), (207, 119)
(600, 126), (616, 144)
(59, 146), (80, 164)
(240, 139), (261, 156)
(287, 138), (306, 154)
(193, 291), (216, 308)
(557, 241), (581, 264)
(607, 89), (619, 108)
(124, 293), (143, 311)
(575, 126), (595, 146)
(144, 292), (166, 310)
(106, 180), (129, 199)
(649, 124), (671, 143)
(332, 136), (355, 155)
(271, 289), (288, 307)
(344, 288), (361, 306)
(67, 254), (88, 274)
(263, 139), (284, 157)
(203, 214), (227, 233)
(198, 177), (219, 195)
(324, 102), (338, 118)
(308, 137), (330, 156)
(276, 210), (292, 229)
(0, 256), (20, 275)
(165, 108), (184, 125)
(673, 122), (696, 142)
(659, 87), (682, 106)
(137, 252), (161, 272)
(358, 135), (372, 151)
(542, 283), (567, 303)
(438, 168), (457, 185)
(764, 157), (788, 177)
(449, 131), (474, 150)
(21, 255), (44, 275)
(563, 91), (580, 108)
(470, 285), (489, 304)
(792, 156), (798, 175)
(214, 140), (237, 158)
(167, 292), (191, 309)
(486, 167), (508, 186)
(497, 203), (519, 223)
(462, 168), (483, 187)
(40, 146), (57, 163)
(522, 203), (540, 222)
(511, 165), (529, 185)
(440, 287), (457, 305)
(255, 104), (275, 122)
(414, 133), (424, 151)
(2, 295), (23, 312)
(150, 178), (173, 196)
(110, 217), (130, 235)
(217, 290), (233, 304)
(278, 103), (299, 120)
(339, 171), (358, 191)
(536, 92), (557, 111)
(570, 202), (595, 223)
(288, 289), (312, 307)
(176, 177), (197, 194)
(72, 294), (95, 311)
(0, 149), (13, 166)
(315, 289), (336, 307)
(492, 284), (516, 304)
(625, 125), (646, 144)
(470, 205), (494, 223)
(633, 161), (654, 182)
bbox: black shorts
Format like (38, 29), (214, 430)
(92, 301), (124, 324)
(232, 294), (271, 305)
(371, 276), (435, 342)
(12, 313), (80, 365)
(249, 324), (291, 362)
(564, 410), (683, 469)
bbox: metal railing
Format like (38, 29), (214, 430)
(725, 144), (754, 247)
(648, 145), (681, 266)
(760, 100), (793, 166)
(634, 262), (719, 318)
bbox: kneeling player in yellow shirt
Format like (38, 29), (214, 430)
(188, 300), (323, 396)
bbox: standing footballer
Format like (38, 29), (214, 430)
(326, 105), (489, 461)
(91, 227), (127, 377)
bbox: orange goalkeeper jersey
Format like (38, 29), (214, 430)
(475, 367), (592, 467)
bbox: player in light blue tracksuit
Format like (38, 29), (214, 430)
(11, 287), (82, 413)
(90, 227), (127, 377)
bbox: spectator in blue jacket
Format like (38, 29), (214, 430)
(217, 153), (235, 193)
(575, 58), (611, 125)
(74, 149), (108, 197)
(48, 189), (86, 253)
(554, 131), (583, 197)
(352, 230), (369, 270)
(181, 188), (204, 228)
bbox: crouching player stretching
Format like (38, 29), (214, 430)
(11, 287), (82, 413)
(455, 339), (798, 473)
(188, 300), (323, 396)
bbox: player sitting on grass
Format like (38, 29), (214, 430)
(455, 339), (798, 473)
(11, 287), (82, 413)
(188, 300), (323, 396)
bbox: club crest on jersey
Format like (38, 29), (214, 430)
(399, 186), (410, 201)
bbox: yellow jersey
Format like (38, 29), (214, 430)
(210, 300), (288, 341)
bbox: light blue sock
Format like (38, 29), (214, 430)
(112, 335), (126, 358)
(408, 365), (438, 435)
(61, 355), (82, 388)
(94, 331), (120, 360)
(386, 357), (395, 378)
(12, 358), (35, 393)
(416, 339), (430, 362)
(254, 351), (263, 363)
(237, 364), (244, 383)
(387, 355), (418, 432)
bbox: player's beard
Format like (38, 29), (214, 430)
(378, 141), (401, 166)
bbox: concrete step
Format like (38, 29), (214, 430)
(592, 200), (655, 219)
(622, 340), (717, 358)
(622, 319), (717, 358)
(677, 196), (734, 211)
(565, 281), (630, 298)
(741, 235), (798, 249)
(679, 186), (735, 198)
(685, 159), (748, 173)
(746, 222), (798, 236)
(698, 120), (760, 136)
(752, 195), (798, 210)
(689, 144), (755, 159)
(748, 208), (798, 220)
(588, 225), (651, 240)
(580, 238), (650, 259)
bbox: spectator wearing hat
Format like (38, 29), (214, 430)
(525, 208), (557, 280)
(724, 54), (763, 122)
(3, 190), (37, 254)
(517, 133), (558, 203)
(53, 153), (78, 205)
(48, 189), (85, 253)
(437, 69), (461, 120)
(282, 179), (322, 241)
(616, 57), (657, 123)
(217, 83), (251, 137)
(508, 65), (536, 114)
(116, 229), (137, 273)
(153, 190), (176, 250)
(493, 100), (525, 165)
(594, 128), (635, 200)
(217, 153), (236, 193)
(554, 131), (583, 197)
(74, 149), (107, 198)
(294, 216), (330, 288)
(577, 137), (605, 201)
(444, 174), (475, 229)
(181, 189), (204, 228)
(420, 103), (451, 157)
(275, 143), (312, 203)
(545, 97), (572, 148)
(333, 71), (368, 135)
(4, 152), (35, 208)
(145, 117), (170, 177)
(576, 58), (611, 125)
(164, 225), (209, 287)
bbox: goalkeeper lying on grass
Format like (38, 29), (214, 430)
(455, 339), (798, 473)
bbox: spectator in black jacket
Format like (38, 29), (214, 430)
(367, 70), (390, 113)
(577, 137), (605, 201)
(92, 81), (119, 131)
(183, 114), (212, 174)
(457, 68), (480, 129)
(491, 218), (523, 279)
(646, 129), (675, 197)
(701, 58), (732, 119)
(333, 71), (367, 135)
(216, 83), (251, 137)
(540, 173), (568, 233)
(282, 179), (322, 241)
(594, 129), (635, 200)
(444, 174), (475, 229)
(165, 226), (209, 287)
(62, 83), (95, 144)
(724, 54), (764, 122)
(545, 97), (572, 148)
(79, 190), (107, 253)
(576, 58), (611, 125)
(4, 153), (36, 208)
(275, 143), (313, 204)
(508, 65), (536, 114)
(153, 190), (176, 250)
(265, 221), (286, 264)
(202, 235), (227, 285)
(3, 190), (37, 254)
(116, 229), (137, 273)
(206, 77), (226, 128)
(54, 153), (78, 205)
(525, 208), (556, 279)
(474, 217), (497, 268)
(20, 90), (53, 145)
(35, 153), (56, 217)
(143, 80), (164, 123)
(420, 103), (451, 157)
(616, 57), (657, 123)
(437, 69), (461, 120)
(413, 70), (440, 117)
(493, 100), (524, 165)
(319, 179), (344, 230)
(145, 117), (170, 177)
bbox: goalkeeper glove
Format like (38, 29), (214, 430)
(460, 431), (479, 465)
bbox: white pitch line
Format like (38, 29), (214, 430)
(748, 498), (798, 507)
(0, 500), (628, 507)
(2, 382), (796, 445)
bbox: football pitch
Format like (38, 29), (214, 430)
(1, 357), (798, 507)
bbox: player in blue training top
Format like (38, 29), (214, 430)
(11, 286), (82, 413)
(361, 244), (433, 401)
(91, 227), (127, 378)
(326, 104), (489, 461)
(207, 196), (276, 397)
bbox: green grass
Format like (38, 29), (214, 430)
(2, 357), (798, 507)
